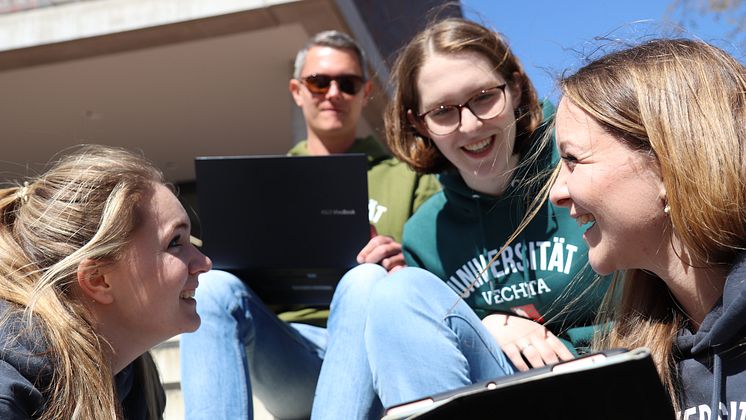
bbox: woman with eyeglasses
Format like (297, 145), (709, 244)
(310, 18), (606, 419)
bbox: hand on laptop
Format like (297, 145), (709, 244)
(356, 235), (406, 272)
(482, 313), (575, 372)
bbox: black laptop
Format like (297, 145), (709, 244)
(195, 154), (369, 306)
(382, 347), (675, 420)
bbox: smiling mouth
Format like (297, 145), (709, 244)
(180, 290), (195, 300)
(576, 214), (597, 231)
(462, 136), (494, 154)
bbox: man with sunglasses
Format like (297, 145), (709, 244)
(180, 30), (440, 420)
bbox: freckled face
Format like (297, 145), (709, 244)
(415, 51), (522, 195)
(549, 98), (667, 275)
(105, 183), (212, 343)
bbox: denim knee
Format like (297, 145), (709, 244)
(370, 267), (447, 304)
(366, 267), (453, 328)
(195, 270), (255, 311)
(193, 270), (264, 344)
(330, 263), (387, 311)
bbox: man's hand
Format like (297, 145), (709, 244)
(481, 313), (574, 371)
(356, 235), (406, 272)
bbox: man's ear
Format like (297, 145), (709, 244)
(77, 259), (114, 305)
(407, 110), (429, 138)
(289, 79), (303, 107)
(362, 80), (373, 106)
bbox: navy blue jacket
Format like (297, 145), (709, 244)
(676, 253), (746, 419)
(0, 300), (164, 419)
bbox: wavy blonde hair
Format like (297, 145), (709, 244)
(0, 145), (166, 419)
(385, 17), (543, 174)
(560, 39), (746, 408)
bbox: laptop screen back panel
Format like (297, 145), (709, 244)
(195, 154), (369, 305)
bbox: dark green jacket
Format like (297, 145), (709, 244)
(402, 114), (608, 353)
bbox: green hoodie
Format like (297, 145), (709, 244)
(288, 136), (440, 242)
(402, 119), (608, 353)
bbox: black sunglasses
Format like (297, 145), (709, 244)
(300, 74), (365, 95)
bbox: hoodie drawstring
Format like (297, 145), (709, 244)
(711, 353), (723, 419)
(472, 193), (494, 296)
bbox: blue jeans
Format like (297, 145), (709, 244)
(180, 264), (385, 420)
(313, 265), (514, 415)
(181, 265), (513, 420)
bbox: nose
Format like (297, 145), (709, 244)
(190, 247), (213, 275)
(549, 164), (571, 208)
(458, 106), (482, 134)
(325, 80), (343, 100)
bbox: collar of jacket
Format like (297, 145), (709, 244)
(287, 135), (391, 168)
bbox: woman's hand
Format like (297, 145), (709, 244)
(356, 235), (406, 272)
(482, 313), (574, 371)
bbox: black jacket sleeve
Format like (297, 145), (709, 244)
(0, 359), (44, 419)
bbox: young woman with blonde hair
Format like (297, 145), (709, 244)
(0, 145), (212, 419)
(550, 39), (746, 415)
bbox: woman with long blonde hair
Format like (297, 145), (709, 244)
(550, 39), (746, 415)
(0, 145), (212, 419)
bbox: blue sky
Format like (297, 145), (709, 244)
(462, 0), (741, 101)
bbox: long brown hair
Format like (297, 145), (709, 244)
(0, 145), (166, 419)
(561, 39), (746, 408)
(385, 17), (543, 174)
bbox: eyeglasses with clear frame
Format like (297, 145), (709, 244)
(415, 84), (508, 136)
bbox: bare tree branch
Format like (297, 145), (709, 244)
(668, 0), (746, 49)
